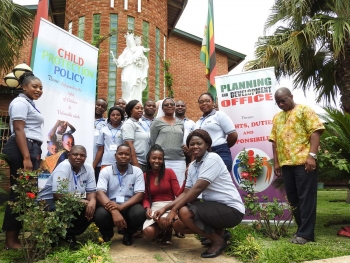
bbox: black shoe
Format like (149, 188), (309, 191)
(201, 241), (227, 258)
(223, 230), (231, 242)
(122, 233), (133, 246)
(201, 230), (231, 246)
(103, 235), (111, 242)
(65, 235), (78, 248)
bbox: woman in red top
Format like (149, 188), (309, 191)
(142, 144), (185, 244)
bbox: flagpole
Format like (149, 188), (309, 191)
(200, 0), (217, 101)
(29, 0), (49, 68)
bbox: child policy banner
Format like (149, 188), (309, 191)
(32, 19), (98, 188)
(216, 67), (284, 200)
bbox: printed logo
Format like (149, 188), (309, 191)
(232, 148), (274, 192)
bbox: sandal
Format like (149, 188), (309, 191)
(158, 230), (173, 245)
(290, 236), (310, 244)
(174, 232), (185, 238)
(337, 229), (350, 238)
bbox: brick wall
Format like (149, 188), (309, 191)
(1, 2), (232, 122)
(65, 0), (168, 101)
(167, 34), (228, 121)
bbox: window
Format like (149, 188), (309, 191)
(127, 16), (135, 32)
(92, 14), (101, 44)
(141, 21), (149, 103)
(108, 14), (118, 108)
(68, 21), (72, 34)
(78, 17), (85, 40)
(155, 28), (160, 101)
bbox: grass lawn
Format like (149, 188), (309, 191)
(0, 190), (350, 263)
(232, 189), (350, 263)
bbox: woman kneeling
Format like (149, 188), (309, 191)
(153, 129), (245, 258)
(143, 144), (185, 244)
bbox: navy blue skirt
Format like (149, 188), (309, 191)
(212, 143), (233, 172)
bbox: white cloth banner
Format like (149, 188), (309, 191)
(32, 19), (98, 188)
(216, 67), (281, 196)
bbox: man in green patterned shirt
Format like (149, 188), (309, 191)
(269, 87), (325, 245)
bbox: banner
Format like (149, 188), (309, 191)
(32, 19), (98, 188)
(215, 67), (285, 200)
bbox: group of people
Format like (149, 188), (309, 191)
(2, 72), (324, 258)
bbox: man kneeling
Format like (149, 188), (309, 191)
(38, 145), (96, 243)
(94, 144), (145, 246)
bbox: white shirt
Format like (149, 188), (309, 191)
(176, 116), (195, 145)
(9, 94), (44, 142)
(38, 159), (96, 200)
(96, 123), (123, 165)
(194, 110), (236, 147)
(97, 163), (145, 204)
(186, 152), (245, 214)
(94, 117), (107, 167)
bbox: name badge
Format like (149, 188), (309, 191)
(110, 145), (118, 151)
(74, 191), (86, 199)
(116, 196), (124, 203)
(94, 130), (99, 136)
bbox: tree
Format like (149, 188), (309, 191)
(245, 0), (350, 113)
(0, 0), (34, 76)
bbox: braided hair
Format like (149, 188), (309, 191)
(145, 144), (166, 204)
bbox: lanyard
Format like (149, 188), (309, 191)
(116, 168), (124, 192)
(109, 127), (120, 142)
(195, 166), (199, 182)
(19, 94), (41, 114)
(199, 116), (209, 129)
(95, 118), (104, 128)
(72, 170), (78, 190)
(145, 119), (152, 127)
(138, 122), (148, 133)
(25, 99), (41, 113)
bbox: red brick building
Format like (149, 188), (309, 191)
(1, 0), (245, 120)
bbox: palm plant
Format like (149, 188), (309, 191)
(245, 0), (350, 113)
(319, 107), (350, 200)
(0, 0), (34, 76)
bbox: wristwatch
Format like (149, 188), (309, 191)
(309, 152), (317, 160)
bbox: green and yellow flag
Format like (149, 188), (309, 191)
(200, 0), (217, 100)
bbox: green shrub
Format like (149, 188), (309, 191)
(48, 240), (112, 263)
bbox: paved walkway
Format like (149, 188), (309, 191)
(303, 257), (350, 263)
(109, 233), (350, 263)
(109, 233), (241, 263)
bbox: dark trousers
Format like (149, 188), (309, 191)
(282, 165), (317, 241)
(2, 136), (41, 231)
(94, 166), (101, 183)
(45, 199), (92, 237)
(212, 143), (233, 172)
(94, 204), (145, 239)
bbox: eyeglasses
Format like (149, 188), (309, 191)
(275, 96), (290, 105)
(198, 99), (212, 105)
(163, 103), (175, 107)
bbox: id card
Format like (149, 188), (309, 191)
(110, 144), (118, 151)
(116, 196), (125, 203)
(74, 191), (86, 199)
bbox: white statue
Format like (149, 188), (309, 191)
(111, 32), (150, 103)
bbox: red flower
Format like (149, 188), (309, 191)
(25, 176), (30, 180)
(26, 192), (35, 199)
(241, 171), (250, 179)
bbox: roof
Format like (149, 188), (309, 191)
(172, 28), (246, 71)
(167, 0), (188, 36)
(49, 0), (66, 28)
